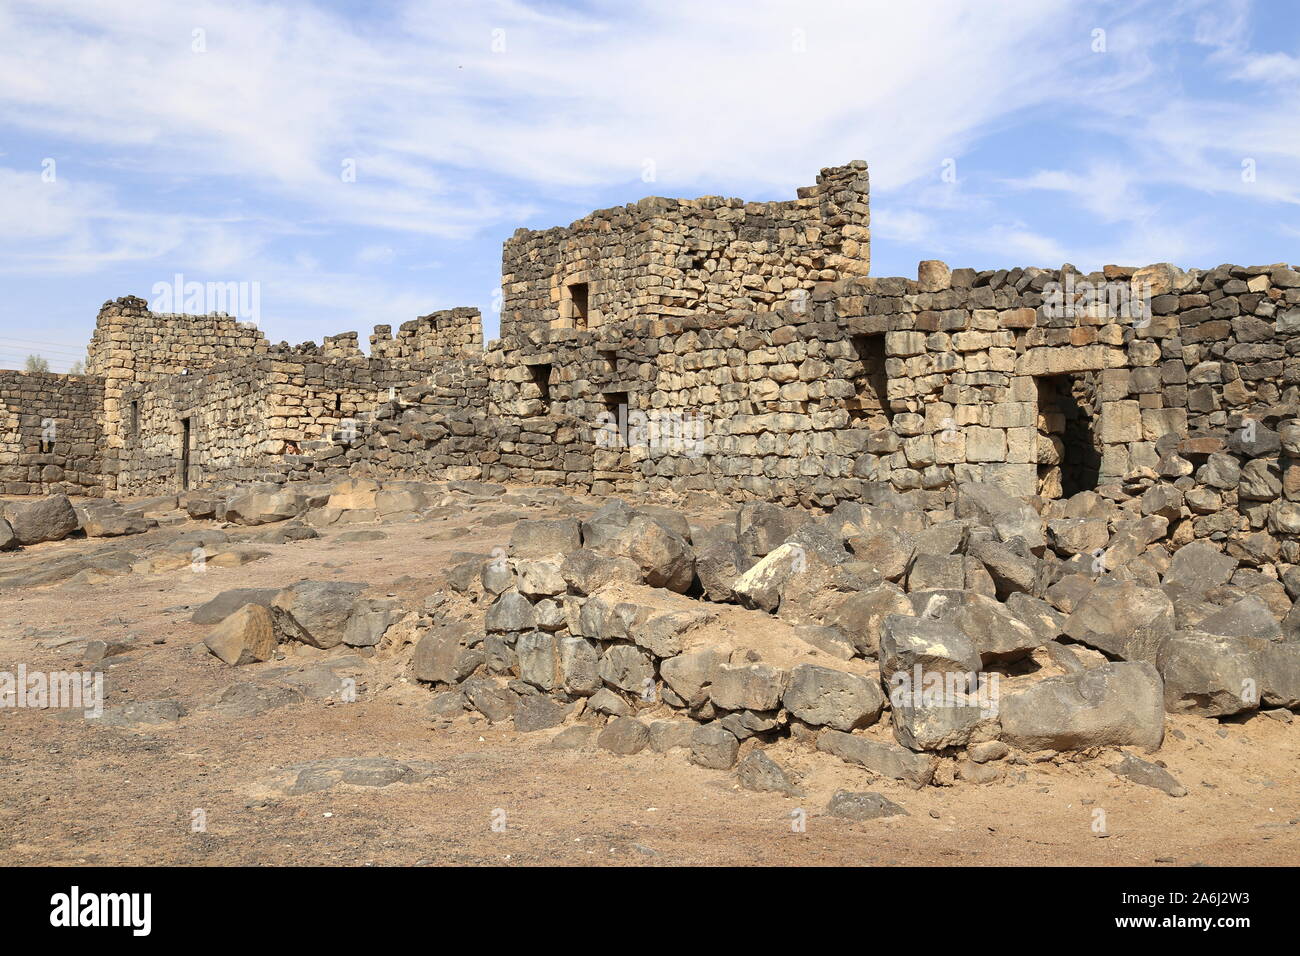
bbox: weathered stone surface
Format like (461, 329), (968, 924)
(737, 749), (799, 794)
(611, 517), (695, 593)
(955, 482), (1045, 552)
(597, 716), (651, 754)
(828, 790), (907, 820)
(191, 587), (280, 625)
(204, 603), (278, 666)
(598, 643), (656, 695)
(3, 494), (79, 545)
(879, 615), (982, 682)
(510, 518), (581, 557)
(514, 693), (566, 733)
(819, 585), (913, 657)
(708, 662), (788, 711)
(560, 549), (641, 595)
(999, 662), (1165, 752)
(782, 664), (883, 731)
(0, 518), (14, 551)
(1064, 582), (1174, 662)
(271, 580), (368, 649)
(649, 718), (697, 751)
(225, 490), (308, 526)
(737, 502), (813, 557)
(689, 723), (739, 769)
(1163, 541), (1237, 595)
(1157, 631), (1259, 717)
(815, 729), (937, 788)
(411, 621), (479, 684)
(485, 591), (536, 633)
(660, 647), (724, 704)
(1110, 752), (1187, 797)
(343, 597), (402, 647)
(628, 608), (715, 658)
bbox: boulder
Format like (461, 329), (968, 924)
(271, 580), (369, 649)
(611, 517), (695, 593)
(411, 621), (481, 684)
(1196, 596), (1282, 641)
(191, 588), (280, 625)
(737, 502), (813, 558)
(0, 518), (14, 551)
(828, 790), (908, 820)
(999, 661), (1165, 752)
(708, 662), (788, 711)
(815, 729), (937, 788)
(782, 664), (884, 731)
(1157, 631), (1259, 716)
(878, 615), (981, 684)
(597, 716), (651, 755)
(513, 694), (566, 733)
(955, 482), (1045, 553)
(1162, 540), (1237, 595)
(3, 494), (79, 545)
(77, 500), (149, 538)
(737, 749), (799, 795)
(510, 518), (581, 558)
(1063, 581), (1175, 662)
(224, 490), (308, 526)
(342, 597), (403, 647)
(1109, 752), (1187, 797)
(689, 723), (739, 769)
(204, 604), (278, 665)
(818, 584), (913, 657)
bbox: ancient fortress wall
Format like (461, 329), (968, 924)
(499, 163), (870, 338)
(10, 159), (1300, 566)
(86, 296), (271, 490)
(103, 303), (488, 495)
(0, 371), (105, 497)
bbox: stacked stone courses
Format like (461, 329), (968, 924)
(1, 160), (1298, 564)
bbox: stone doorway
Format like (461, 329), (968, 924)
(180, 417), (192, 490)
(1034, 374), (1101, 497)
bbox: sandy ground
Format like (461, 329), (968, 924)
(1, 488), (1298, 867)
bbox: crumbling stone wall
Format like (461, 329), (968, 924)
(0, 371), (105, 497)
(500, 163), (870, 337)
(371, 307), (483, 363)
(87, 296), (270, 491)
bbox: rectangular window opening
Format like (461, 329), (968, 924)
(568, 282), (590, 329)
(529, 363), (553, 412)
(848, 333), (892, 426)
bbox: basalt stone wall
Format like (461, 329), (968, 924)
(370, 307), (483, 363)
(86, 296), (270, 491)
(116, 348), (465, 495)
(0, 371), (105, 497)
(499, 162), (871, 339)
(433, 259), (1300, 519)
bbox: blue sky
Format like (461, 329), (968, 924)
(1, 0), (1298, 371)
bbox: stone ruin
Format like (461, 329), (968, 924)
(4, 158), (1300, 794)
